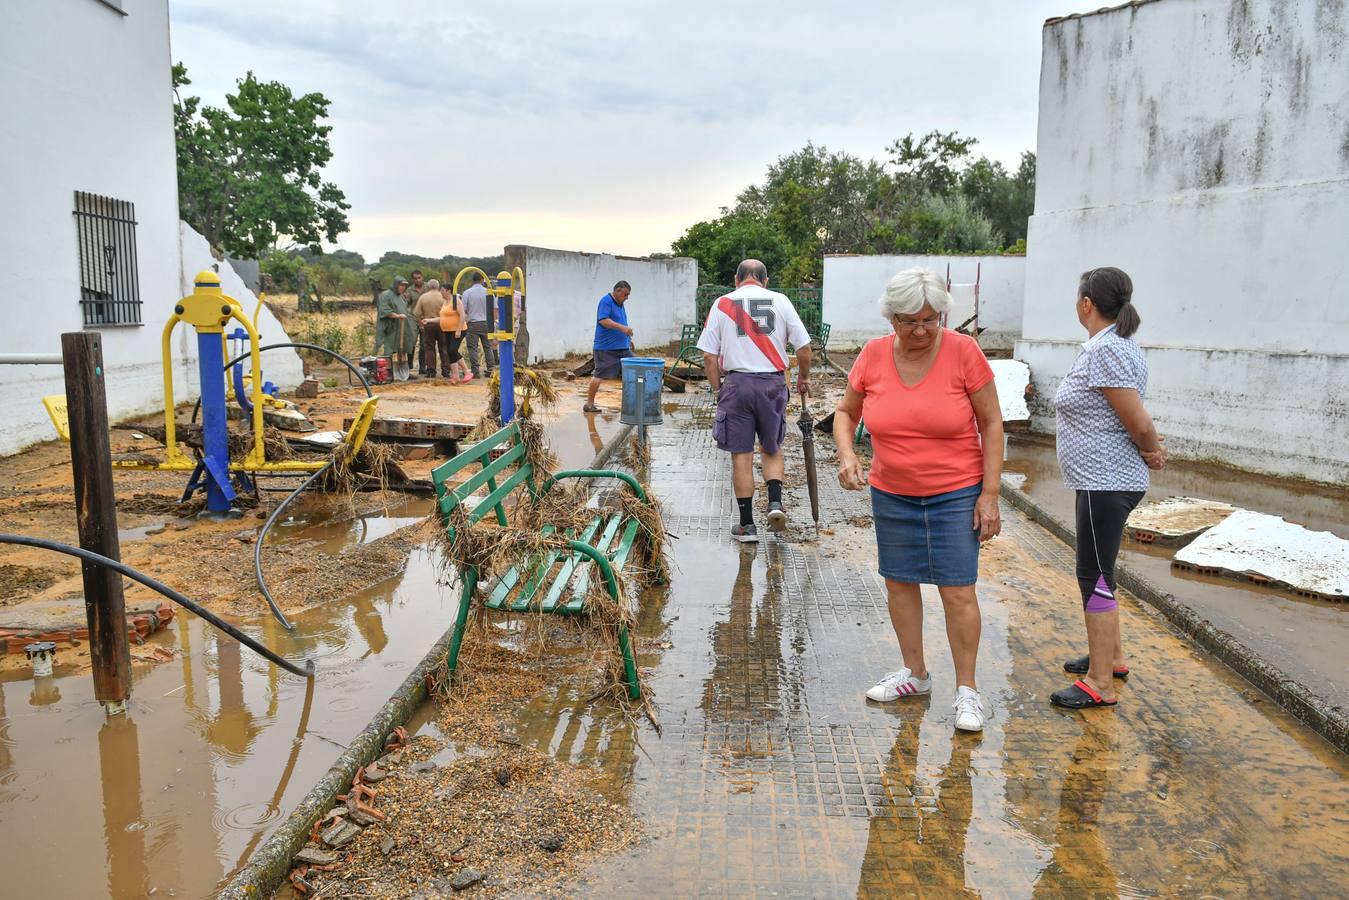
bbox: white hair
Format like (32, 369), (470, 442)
(425, 278), (440, 290)
(878, 268), (953, 320)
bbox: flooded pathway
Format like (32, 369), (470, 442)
(480, 398), (1349, 897)
(1003, 435), (1349, 711)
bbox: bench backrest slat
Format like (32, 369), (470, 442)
(467, 466), (533, 527)
(436, 440), (530, 517)
(431, 424), (518, 483)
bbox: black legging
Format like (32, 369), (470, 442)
(1075, 490), (1145, 611)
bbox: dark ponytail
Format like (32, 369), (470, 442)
(1079, 266), (1139, 338)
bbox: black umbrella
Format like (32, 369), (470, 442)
(797, 393), (820, 532)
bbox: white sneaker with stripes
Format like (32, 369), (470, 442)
(865, 667), (931, 702)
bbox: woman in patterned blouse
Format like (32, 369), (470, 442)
(1051, 267), (1166, 710)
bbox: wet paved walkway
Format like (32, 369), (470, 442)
(500, 395), (1349, 897)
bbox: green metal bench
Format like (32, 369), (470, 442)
(671, 323), (705, 380)
(817, 322), (832, 363)
(430, 422), (650, 699)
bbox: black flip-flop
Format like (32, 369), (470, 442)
(1063, 655), (1129, 679)
(1050, 679), (1118, 709)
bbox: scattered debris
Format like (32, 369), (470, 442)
(320, 819), (362, 849)
(450, 868), (485, 891)
(1128, 496), (1237, 547)
(295, 847), (342, 867)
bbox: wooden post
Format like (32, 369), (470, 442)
(61, 332), (131, 712)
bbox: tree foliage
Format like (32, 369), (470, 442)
(260, 246), (507, 307)
(173, 63), (351, 257)
(671, 131), (1035, 287)
(671, 215), (791, 285)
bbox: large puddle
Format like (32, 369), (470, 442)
(0, 413), (623, 899)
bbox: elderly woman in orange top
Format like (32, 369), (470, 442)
(833, 268), (1004, 732)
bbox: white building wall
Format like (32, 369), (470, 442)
(519, 247), (697, 363)
(823, 255), (1025, 351)
(1020, 0), (1349, 484)
(0, 0), (188, 455)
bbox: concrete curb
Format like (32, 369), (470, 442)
(217, 623), (454, 898)
(1000, 477), (1348, 756)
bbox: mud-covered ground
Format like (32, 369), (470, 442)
(0, 349), (628, 675)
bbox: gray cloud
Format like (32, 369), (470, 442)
(170, 0), (1080, 257)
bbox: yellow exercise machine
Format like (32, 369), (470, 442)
(452, 266), (525, 422)
(112, 271), (378, 514)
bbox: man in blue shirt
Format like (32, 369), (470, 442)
(584, 280), (633, 412)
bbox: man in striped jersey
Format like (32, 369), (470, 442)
(697, 259), (812, 543)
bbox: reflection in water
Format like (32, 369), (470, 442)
(858, 715), (979, 898)
(99, 715), (148, 898)
(701, 544), (786, 724)
(206, 637), (261, 756)
(585, 412), (604, 455)
(351, 593), (389, 656)
(27, 677), (61, 707)
(1033, 719), (1121, 897)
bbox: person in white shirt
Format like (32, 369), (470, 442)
(461, 273), (495, 378)
(697, 259), (812, 543)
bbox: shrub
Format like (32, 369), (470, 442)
(294, 314), (347, 358)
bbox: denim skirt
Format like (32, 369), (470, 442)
(871, 482), (982, 586)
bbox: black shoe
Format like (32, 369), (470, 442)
(1051, 679), (1118, 709)
(1062, 655), (1129, 679)
(731, 524), (759, 544)
(766, 501), (787, 533)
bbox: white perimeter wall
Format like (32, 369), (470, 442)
(0, 0), (187, 455)
(823, 255), (1025, 350)
(1020, 0), (1349, 485)
(519, 246), (697, 363)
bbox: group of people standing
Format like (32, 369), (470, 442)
(374, 270), (509, 381)
(696, 258), (1163, 734)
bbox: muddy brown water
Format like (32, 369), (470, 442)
(0, 413), (623, 899)
(1003, 435), (1349, 711)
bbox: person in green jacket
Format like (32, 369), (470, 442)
(376, 277), (418, 379)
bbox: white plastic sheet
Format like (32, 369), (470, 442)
(1173, 509), (1349, 599)
(989, 359), (1030, 422)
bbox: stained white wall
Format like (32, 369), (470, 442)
(822, 255), (1025, 350)
(1020, 0), (1349, 484)
(518, 246), (697, 363)
(0, 0), (188, 455)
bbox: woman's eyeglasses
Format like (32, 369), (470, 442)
(895, 317), (942, 332)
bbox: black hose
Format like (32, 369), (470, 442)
(0, 534), (314, 678)
(191, 341), (373, 423)
(185, 341), (375, 629)
(254, 461), (335, 632)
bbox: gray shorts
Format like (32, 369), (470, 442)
(593, 348), (633, 379)
(713, 372), (787, 455)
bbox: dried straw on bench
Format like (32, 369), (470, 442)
(466, 366), (560, 440)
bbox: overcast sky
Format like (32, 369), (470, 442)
(168, 0), (1086, 261)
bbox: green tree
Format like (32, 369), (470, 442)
(886, 130), (978, 198)
(671, 215), (791, 284)
(735, 143), (885, 256)
(960, 151), (1035, 245)
(173, 63), (351, 256)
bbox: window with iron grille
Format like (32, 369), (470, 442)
(73, 191), (142, 327)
